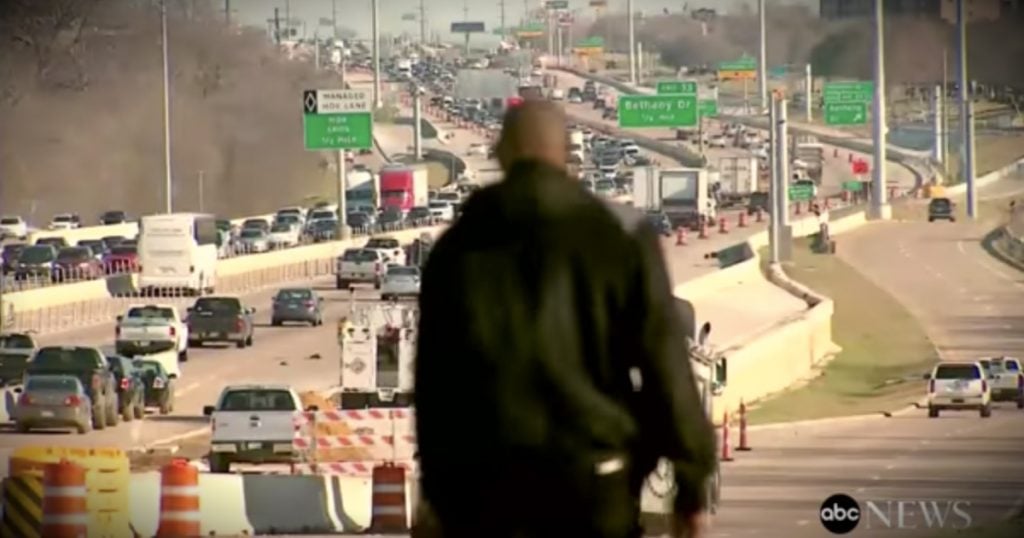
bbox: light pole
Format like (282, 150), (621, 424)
(956, 0), (977, 218)
(161, 0), (173, 214)
(869, 0), (890, 220)
(371, 0), (382, 108)
(757, 0), (767, 112)
(627, 0), (636, 85)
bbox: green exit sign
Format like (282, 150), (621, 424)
(825, 102), (868, 126)
(823, 81), (874, 104)
(788, 184), (814, 201)
(618, 95), (697, 128)
(656, 80), (697, 95)
(698, 99), (718, 117)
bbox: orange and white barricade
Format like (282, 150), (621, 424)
(291, 408), (417, 475)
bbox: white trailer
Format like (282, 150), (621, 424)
(336, 300), (417, 409)
(633, 166), (717, 230)
(716, 156), (759, 207)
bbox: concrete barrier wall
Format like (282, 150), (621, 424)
(3, 226), (446, 333)
(674, 209), (873, 414)
(123, 471), (411, 535)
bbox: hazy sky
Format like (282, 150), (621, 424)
(226, 0), (811, 40)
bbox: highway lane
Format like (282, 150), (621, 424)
(692, 176), (1024, 537)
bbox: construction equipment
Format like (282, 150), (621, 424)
(336, 294), (417, 410)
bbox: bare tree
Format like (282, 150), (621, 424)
(4, 0), (98, 89)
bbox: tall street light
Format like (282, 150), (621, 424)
(161, 0), (173, 214)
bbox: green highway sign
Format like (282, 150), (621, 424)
(825, 102), (868, 126)
(789, 184), (814, 201)
(576, 36), (604, 48)
(618, 95), (697, 128)
(718, 56), (757, 71)
(656, 80), (697, 95)
(698, 99), (718, 117)
(842, 181), (866, 192)
(546, 0), (569, 8)
(823, 81), (874, 104)
(303, 89), (374, 150)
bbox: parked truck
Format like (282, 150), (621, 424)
(632, 166), (717, 230)
(336, 302), (416, 409)
(716, 156), (760, 208)
(379, 164), (429, 214)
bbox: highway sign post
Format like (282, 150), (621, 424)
(303, 88), (373, 240)
(619, 94), (697, 129)
(788, 184), (814, 201)
(823, 81), (874, 126)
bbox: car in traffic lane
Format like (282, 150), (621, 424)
(380, 265), (421, 301)
(271, 287), (324, 326)
(927, 361), (992, 418)
(12, 375), (93, 434)
(186, 296), (256, 349)
(135, 358), (175, 415)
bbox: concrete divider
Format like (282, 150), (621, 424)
(674, 209), (875, 415)
(3, 225), (446, 334)
(130, 471), (253, 537)
(27, 222), (139, 245)
(119, 470), (414, 535)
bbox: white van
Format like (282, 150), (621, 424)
(138, 213), (219, 295)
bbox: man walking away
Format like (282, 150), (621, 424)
(414, 101), (716, 538)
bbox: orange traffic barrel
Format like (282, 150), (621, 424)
(41, 459), (88, 538)
(156, 459), (200, 537)
(369, 462), (408, 533)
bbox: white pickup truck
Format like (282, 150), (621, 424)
(336, 248), (387, 290)
(363, 236), (407, 266)
(203, 384), (307, 473)
(983, 356), (1023, 408)
(115, 304), (189, 362)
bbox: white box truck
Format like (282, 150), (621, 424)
(633, 166), (717, 230)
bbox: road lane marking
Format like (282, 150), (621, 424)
(143, 427), (208, 450)
(177, 381), (201, 396)
(957, 240), (1024, 290)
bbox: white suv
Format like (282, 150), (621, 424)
(927, 361), (992, 418)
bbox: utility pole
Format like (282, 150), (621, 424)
(161, 0), (173, 214)
(805, 63), (813, 122)
(224, 0), (230, 25)
(942, 48), (950, 177)
(372, 0), (382, 108)
(337, 151), (351, 239)
(197, 170), (205, 213)
(498, 0), (506, 39)
(273, 7), (281, 44)
(419, 0), (427, 44)
(932, 84), (944, 167)
(285, 0), (290, 39)
(627, 0), (636, 84)
(413, 88), (423, 160)
(956, 0), (977, 219)
(768, 95), (779, 264)
(774, 95), (792, 261)
(332, 0), (337, 39)
(757, 0), (767, 113)
(870, 0), (890, 220)
(463, 1), (471, 55)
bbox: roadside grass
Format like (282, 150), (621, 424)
(748, 239), (938, 425)
(942, 135), (1024, 178)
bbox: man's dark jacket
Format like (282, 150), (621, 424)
(414, 160), (716, 535)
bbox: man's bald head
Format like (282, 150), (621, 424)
(496, 101), (567, 173)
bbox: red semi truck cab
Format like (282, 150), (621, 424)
(379, 165), (429, 213)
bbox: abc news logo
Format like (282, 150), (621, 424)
(819, 493), (973, 534)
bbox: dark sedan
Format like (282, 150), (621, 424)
(135, 359), (174, 414)
(271, 287), (323, 326)
(107, 355), (145, 421)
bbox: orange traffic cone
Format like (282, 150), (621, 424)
(676, 227), (687, 246)
(737, 400), (752, 452)
(720, 412), (734, 462)
(41, 460), (87, 538)
(718, 217), (729, 234)
(369, 463), (409, 533)
(738, 212), (748, 228)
